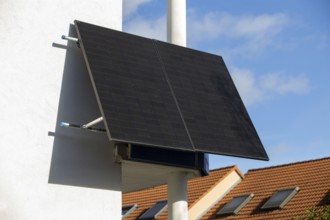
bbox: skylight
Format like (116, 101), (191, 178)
(261, 187), (299, 210)
(122, 204), (138, 218)
(138, 200), (167, 220)
(217, 194), (254, 215)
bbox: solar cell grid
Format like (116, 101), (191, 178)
(74, 20), (269, 161)
(75, 21), (193, 151)
(155, 41), (267, 159)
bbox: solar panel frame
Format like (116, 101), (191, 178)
(74, 20), (269, 161)
(122, 204), (138, 218)
(74, 20), (194, 152)
(155, 41), (268, 160)
(261, 187), (299, 210)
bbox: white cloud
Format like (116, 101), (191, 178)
(188, 12), (288, 57)
(188, 11), (288, 40)
(231, 67), (265, 106)
(260, 73), (310, 95)
(123, 0), (154, 17)
(187, 11), (225, 41)
(231, 67), (310, 106)
(232, 14), (287, 38)
(124, 15), (166, 41)
(123, 7), (288, 57)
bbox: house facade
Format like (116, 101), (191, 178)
(0, 1), (123, 219)
(123, 157), (330, 219)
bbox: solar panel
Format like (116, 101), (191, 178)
(74, 20), (269, 161)
(261, 187), (299, 209)
(217, 194), (254, 215)
(74, 20), (193, 151)
(138, 200), (167, 220)
(122, 204), (138, 218)
(155, 41), (268, 160)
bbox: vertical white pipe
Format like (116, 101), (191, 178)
(167, 0), (186, 46)
(167, 172), (188, 220)
(167, 1), (188, 219)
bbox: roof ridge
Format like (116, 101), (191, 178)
(125, 166), (237, 194)
(188, 166), (240, 209)
(209, 165), (236, 172)
(247, 156), (330, 172)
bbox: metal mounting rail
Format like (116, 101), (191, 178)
(60, 117), (106, 133)
(61, 35), (80, 47)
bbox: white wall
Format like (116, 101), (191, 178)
(0, 0), (122, 219)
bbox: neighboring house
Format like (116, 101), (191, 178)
(122, 157), (330, 220)
(123, 166), (244, 220)
(204, 157), (330, 220)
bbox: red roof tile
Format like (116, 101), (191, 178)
(122, 166), (236, 220)
(203, 157), (330, 220)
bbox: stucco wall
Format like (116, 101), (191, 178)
(0, 1), (122, 219)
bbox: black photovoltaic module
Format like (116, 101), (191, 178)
(74, 20), (269, 161)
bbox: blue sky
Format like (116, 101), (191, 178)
(122, 0), (330, 173)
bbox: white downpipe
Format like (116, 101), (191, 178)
(167, 172), (188, 220)
(167, 0), (186, 47)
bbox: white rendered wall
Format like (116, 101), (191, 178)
(0, 1), (122, 219)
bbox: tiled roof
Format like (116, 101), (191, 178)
(203, 157), (330, 220)
(122, 166), (237, 220)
